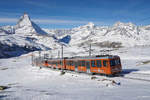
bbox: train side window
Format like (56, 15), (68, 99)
(86, 61), (90, 69)
(69, 61), (70, 66)
(96, 60), (102, 67)
(70, 61), (73, 66)
(75, 61), (78, 67)
(103, 60), (108, 67)
(91, 60), (96, 67)
(82, 61), (85, 66)
(66, 61), (69, 65)
(72, 61), (75, 66)
(56, 61), (57, 65)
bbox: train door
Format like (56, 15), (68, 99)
(102, 60), (109, 74)
(96, 60), (102, 73)
(85, 61), (90, 73)
(74, 61), (78, 72)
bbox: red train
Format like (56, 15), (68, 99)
(36, 55), (122, 76)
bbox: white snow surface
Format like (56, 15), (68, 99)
(1, 47), (150, 100)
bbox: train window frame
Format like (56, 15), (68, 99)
(56, 61), (58, 66)
(96, 60), (102, 67)
(82, 61), (85, 66)
(103, 60), (108, 67)
(75, 61), (78, 68)
(91, 60), (96, 67)
(86, 61), (90, 69)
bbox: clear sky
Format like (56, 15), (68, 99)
(0, 0), (150, 29)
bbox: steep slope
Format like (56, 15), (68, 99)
(14, 13), (47, 35)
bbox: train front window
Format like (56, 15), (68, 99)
(116, 59), (121, 65)
(110, 60), (116, 66)
(96, 60), (102, 67)
(103, 60), (107, 67)
(91, 60), (96, 67)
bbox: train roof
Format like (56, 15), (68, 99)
(46, 55), (120, 60)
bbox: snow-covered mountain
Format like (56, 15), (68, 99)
(1, 13), (150, 58)
(0, 25), (15, 35)
(0, 13), (61, 58)
(14, 13), (47, 35)
(46, 22), (150, 48)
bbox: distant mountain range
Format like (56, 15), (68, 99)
(0, 13), (150, 58)
(46, 21), (150, 48)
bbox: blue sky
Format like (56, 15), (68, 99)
(0, 0), (150, 29)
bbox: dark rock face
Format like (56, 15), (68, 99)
(0, 42), (41, 58)
(59, 35), (71, 44)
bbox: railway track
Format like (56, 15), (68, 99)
(119, 72), (150, 82)
(65, 70), (150, 83)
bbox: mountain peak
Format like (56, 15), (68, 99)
(17, 13), (32, 27)
(15, 13), (47, 35)
(82, 22), (95, 28)
(113, 21), (135, 28)
(114, 21), (125, 26)
(86, 22), (94, 27)
(87, 22), (94, 26)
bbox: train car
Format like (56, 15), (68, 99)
(44, 58), (67, 69)
(42, 55), (122, 76)
(65, 59), (75, 71)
